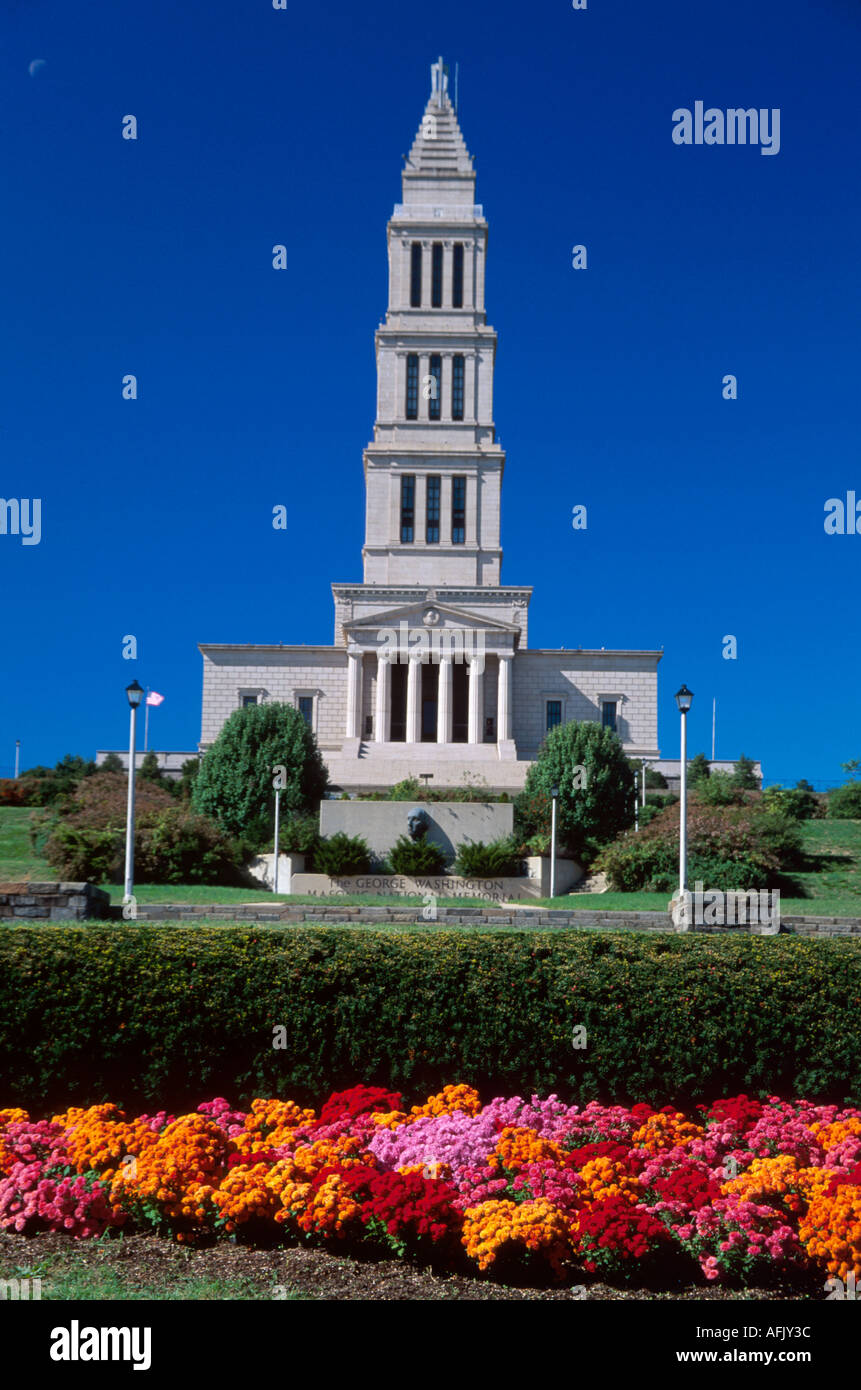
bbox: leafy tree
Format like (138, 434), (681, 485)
(687, 753), (711, 785)
(176, 758), (201, 802)
(192, 701), (328, 843)
(520, 720), (635, 859)
(732, 754), (759, 790)
(99, 753), (124, 773)
(644, 767), (668, 790)
(841, 759), (861, 778)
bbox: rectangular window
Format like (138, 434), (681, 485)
(602, 701), (617, 732)
(241, 694), (258, 708)
(298, 697), (313, 727)
(426, 476), (441, 543)
(451, 354), (464, 420)
(546, 700), (562, 731)
(400, 475), (415, 543)
(452, 475), (466, 544)
(410, 243), (422, 307)
(428, 354), (441, 421)
(405, 354), (418, 419)
(431, 243), (443, 307)
(452, 243), (464, 307)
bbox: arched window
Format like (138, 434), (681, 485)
(451, 355), (464, 420)
(405, 354), (419, 419)
(452, 244), (464, 307)
(410, 243), (422, 307)
(428, 354), (441, 420)
(431, 243), (443, 307)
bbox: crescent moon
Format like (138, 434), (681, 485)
(28, 59), (46, 77)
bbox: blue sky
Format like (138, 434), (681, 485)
(1, 0), (858, 787)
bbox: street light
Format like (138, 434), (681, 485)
(674, 685), (694, 893)
(550, 783), (559, 900)
(124, 681), (144, 905)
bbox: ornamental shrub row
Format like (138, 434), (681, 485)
(1, 927), (859, 1113)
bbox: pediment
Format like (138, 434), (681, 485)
(345, 599), (519, 635)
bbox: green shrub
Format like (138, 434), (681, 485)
(39, 771), (245, 885)
(278, 813), (320, 860)
(692, 771), (747, 807)
(596, 801), (803, 892)
(385, 778), (496, 804)
(520, 721), (635, 858)
(387, 834), (448, 875)
(1, 928), (858, 1113)
(454, 836), (521, 877)
(20, 754), (97, 807)
(827, 781), (861, 819)
(99, 754), (125, 773)
(314, 833), (372, 876)
(192, 702), (328, 843)
(762, 784), (820, 821)
(645, 768), (667, 789)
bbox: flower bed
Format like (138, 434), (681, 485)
(2, 1087), (860, 1286)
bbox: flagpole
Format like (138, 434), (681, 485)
(144, 689), (150, 753)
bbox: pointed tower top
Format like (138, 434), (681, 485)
(402, 58), (474, 203)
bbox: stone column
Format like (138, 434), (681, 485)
(497, 654), (512, 742)
(346, 647), (362, 739)
(406, 652), (422, 744)
(374, 653), (391, 742)
(437, 654), (453, 744)
(467, 653), (484, 744)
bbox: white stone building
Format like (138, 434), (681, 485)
(198, 60), (663, 794)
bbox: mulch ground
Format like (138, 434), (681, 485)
(0, 1231), (823, 1300)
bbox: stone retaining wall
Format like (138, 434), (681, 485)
(111, 904), (861, 934)
(0, 882), (111, 921)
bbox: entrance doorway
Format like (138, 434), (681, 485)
(421, 662), (438, 741)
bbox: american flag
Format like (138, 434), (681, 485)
(146, 691), (165, 706)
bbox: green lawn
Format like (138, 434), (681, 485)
(3, 805), (860, 917)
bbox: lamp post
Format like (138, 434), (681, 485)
(14, 740), (20, 779)
(675, 685), (694, 893)
(124, 681), (144, 904)
(550, 783), (559, 899)
(273, 787), (281, 894)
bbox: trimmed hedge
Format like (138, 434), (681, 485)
(1, 928), (860, 1114)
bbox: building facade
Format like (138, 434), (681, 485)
(199, 60), (663, 793)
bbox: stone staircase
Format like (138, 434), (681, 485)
(571, 870), (609, 894)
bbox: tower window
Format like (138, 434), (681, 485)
(400, 475), (415, 543)
(546, 700), (562, 731)
(452, 354), (464, 421)
(602, 701), (618, 732)
(426, 476), (441, 543)
(431, 243), (443, 307)
(405, 354), (418, 419)
(428, 354), (441, 421)
(410, 243), (422, 307)
(452, 243), (464, 307)
(298, 696), (313, 728)
(452, 476), (466, 544)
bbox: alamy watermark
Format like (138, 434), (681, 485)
(670, 881), (780, 932)
(1, 498), (41, 545)
(378, 620), (486, 673)
(672, 103), (780, 156)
